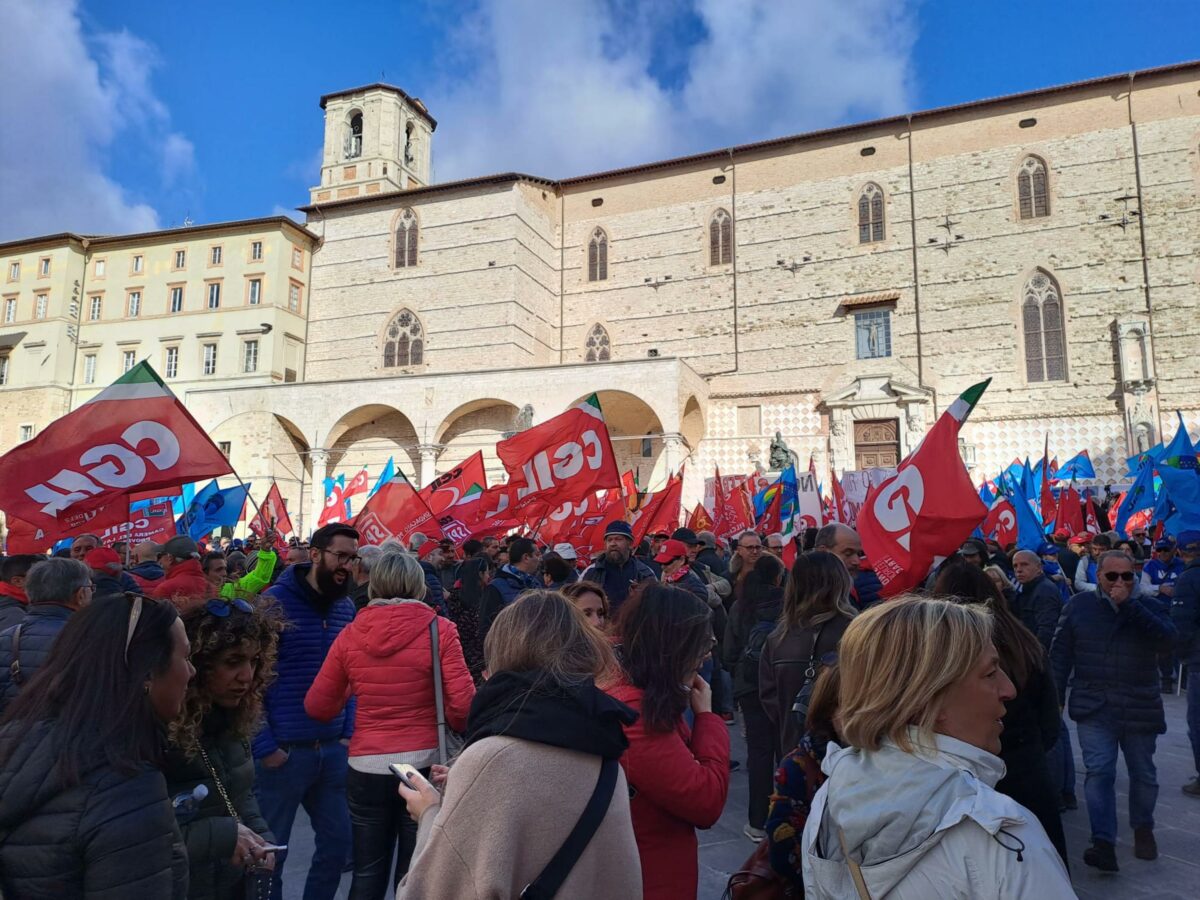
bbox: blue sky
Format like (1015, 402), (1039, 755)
(1, 0), (1196, 240)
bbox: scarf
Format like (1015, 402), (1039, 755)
(465, 669), (637, 760)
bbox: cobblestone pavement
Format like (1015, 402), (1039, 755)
(281, 693), (1198, 899)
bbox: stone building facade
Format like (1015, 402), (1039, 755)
(3, 65), (1200, 538)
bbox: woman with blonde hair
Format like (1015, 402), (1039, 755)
(395, 590), (641, 898)
(166, 598), (281, 898)
(305, 550), (475, 899)
(759, 550), (856, 753)
(800, 596), (1075, 899)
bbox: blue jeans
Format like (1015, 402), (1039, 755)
(1075, 719), (1159, 844)
(255, 740), (352, 900)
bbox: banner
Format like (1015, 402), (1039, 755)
(496, 394), (621, 512)
(631, 472), (683, 544)
(711, 466), (755, 540)
(101, 502), (177, 547)
(0, 361), (231, 531)
(354, 471), (445, 547)
(795, 471), (823, 531)
(838, 468), (898, 528)
(249, 481), (293, 537)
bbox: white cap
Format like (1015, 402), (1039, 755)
(552, 542), (578, 561)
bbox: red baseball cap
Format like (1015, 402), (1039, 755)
(1053, 527), (1071, 539)
(84, 547), (122, 570)
(1068, 532), (1094, 546)
(654, 538), (689, 564)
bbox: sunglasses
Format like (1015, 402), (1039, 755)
(204, 597), (254, 617)
(1102, 571), (1136, 583)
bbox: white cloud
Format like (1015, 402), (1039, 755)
(0, 0), (195, 240)
(428, 0), (918, 182)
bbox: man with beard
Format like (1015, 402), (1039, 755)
(581, 521), (655, 616)
(254, 523), (358, 900)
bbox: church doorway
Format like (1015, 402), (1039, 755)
(854, 418), (900, 469)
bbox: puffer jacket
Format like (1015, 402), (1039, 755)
(0, 604), (74, 713)
(164, 709), (274, 899)
(1051, 588), (1176, 733)
(0, 718), (188, 899)
(252, 563), (356, 759)
(419, 560), (448, 616)
(304, 600), (474, 756)
(150, 559), (211, 611)
(606, 679), (730, 900)
(478, 565), (540, 638)
(1174, 557), (1200, 666)
(801, 730), (1074, 899)
(0, 588), (26, 632)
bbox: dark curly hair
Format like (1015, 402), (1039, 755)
(168, 599), (280, 755)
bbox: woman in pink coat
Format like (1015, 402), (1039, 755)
(305, 549), (474, 900)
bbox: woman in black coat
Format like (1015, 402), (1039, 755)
(0, 592), (195, 898)
(934, 561), (1069, 865)
(166, 598), (281, 898)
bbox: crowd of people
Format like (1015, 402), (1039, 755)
(0, 507), (1196, 899)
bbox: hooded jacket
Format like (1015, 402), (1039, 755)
(398, 671), (641, 899)
(149, 558), (211, 611)
(0, 718), (187, 899)
(253, 563), (356, 758)
(801, 730), (1074, 899)
(606, 678), (731, 900)
(128, 559), (165, 586)
(304, 600), (474, 762)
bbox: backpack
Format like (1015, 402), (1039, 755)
(738, 619), (774, 685)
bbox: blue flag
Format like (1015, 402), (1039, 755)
(1161, 412), (1197, 471)
(1000, 462), (1045, 552)
(180, 481), (250, 539)
(1126, 443), (1164, 477)
(1156, 465), (1200, 535)
(1056, 451), (1096, 481)
(369, 457), (395, 499)
(1116, 460), (1158, 538)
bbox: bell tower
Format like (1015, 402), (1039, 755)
(310, 84), (436, 204)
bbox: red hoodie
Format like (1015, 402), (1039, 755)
(305, 601), (475, 757)
(147, 558), (211, 611)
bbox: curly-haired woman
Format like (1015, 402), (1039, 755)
(166, 597), (281, 899)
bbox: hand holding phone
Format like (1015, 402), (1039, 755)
(389, 763), (421, 789)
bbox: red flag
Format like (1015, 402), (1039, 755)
(631, 472), (683, 545)
(354, 471), (445, 546)
(496, 394), (621, 513)
(982, 498), (1019, 548)
(830, 470), (853, 525)
(1085, 492), (1101, 535)
(711, 467), (755, 540)
(757, 486), (784, 535)
(344, 468), (371, 497)
(318, 482), (348, 527)
(0, 362), (231, 531)
(858, 381), (990, 597)
(1052, 483), (1084, 537)
(421, 451), (488, 518)
(687, 504), (714, 534)
(539, 490), (626, 559)
(250, 482), (294, 537)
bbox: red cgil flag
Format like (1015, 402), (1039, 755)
(858, 381), (990, 597)
(982, 497), (1019, 548)
(711, 467), (755, 540)
(250, 481), (294, 538)
(421, 451), (488, 518)
(632, 471), (684, 545)
(353, 469), (445, 546)
(0, 362), (231, 532)
(344, 468), (371, 498)
(496, 394), (621, 514)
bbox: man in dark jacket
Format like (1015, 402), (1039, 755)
(1051, 549), (1176, 871)
(0, 554), (40, 632)
(1012, 549), (1064, 651)
(416, 541), (449, 615)
(1171, 531), (1200, 797)
(128, 540), (166, 585)
(0, 558), (92, 713)
(580, 522), (656, 617)
(694, 530), (729, 579)
(478, 536), (541, 639)
(254, 523), (358, 900)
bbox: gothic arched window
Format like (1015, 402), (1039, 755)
(1017, 156), (1050, 219)
(709, 209), (732, 265)
(1022, 269), (1066, 382)
(383, 309), (424, 368)
(394, 208), (418, 268)
(585, 324), (610, 362)
(346, 111), (363, 159)
(587, 228), (608, 282)
(858, 183), (885, 243)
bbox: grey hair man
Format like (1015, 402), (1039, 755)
(0, 558), (94, 712)
(1011, 549), (1062, 651)
(813, 523), (864, 574)
(350, 544), (382, 611)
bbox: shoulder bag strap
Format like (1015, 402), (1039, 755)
(837, 826), (872, 900)
(429, 616), (448, 765)
(197, 744), (239, 822)
(8, 623), (23, 686)
(521, 758), (619, 900)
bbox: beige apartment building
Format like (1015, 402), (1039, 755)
(4, 64), (1200, 537)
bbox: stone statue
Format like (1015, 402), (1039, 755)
(905, 404), (925, 434)
(768, 431), (792, 471)
(514, 404), (534, 433)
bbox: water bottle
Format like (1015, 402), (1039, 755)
(171, 784), (209, 824)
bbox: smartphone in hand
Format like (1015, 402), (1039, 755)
(389, 763), (421, 789)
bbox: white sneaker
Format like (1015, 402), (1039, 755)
(744, 824), (766, 842)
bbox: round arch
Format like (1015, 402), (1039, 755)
(681, 395), (705, 449)
(573, 390), (666, 488)
(435, 398), (522, 485)
(207, 411), (310, 535)
(323, 403), (421, 483)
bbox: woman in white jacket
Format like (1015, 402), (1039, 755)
(801, 596), (1077, 899)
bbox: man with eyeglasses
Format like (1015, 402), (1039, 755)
(254, 522), (358, 900)
(0, 558), (93, 714)
(1052, 549), (1176, 872)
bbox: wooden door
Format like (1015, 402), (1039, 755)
(854, 418), (900, 469)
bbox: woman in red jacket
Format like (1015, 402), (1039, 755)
(305, 550), (475, 900)
(607, 582), (731, 899)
